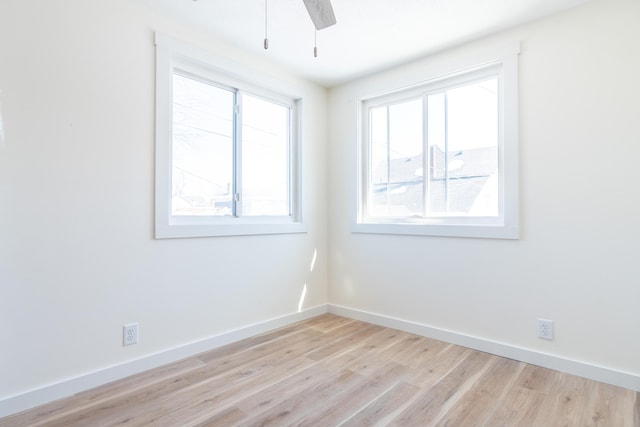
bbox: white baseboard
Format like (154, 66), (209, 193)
(0, 304), (328, 418)
(328, 304), (640, 392)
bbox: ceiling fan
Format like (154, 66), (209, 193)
(302, 0), (337, 30)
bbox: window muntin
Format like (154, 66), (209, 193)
(358, 60), (518, 239)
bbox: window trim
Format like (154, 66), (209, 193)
(155, 34), (304, 239)
(354, 48), (519, 239)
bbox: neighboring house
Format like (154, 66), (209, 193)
(371, 145), (498, 216)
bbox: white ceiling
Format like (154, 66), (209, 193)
(134, 0), (593, 87)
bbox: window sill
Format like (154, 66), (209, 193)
(155, 222), (307, 239)
(352, 222), (519, 239)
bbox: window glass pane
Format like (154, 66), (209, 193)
(171, 73), (234, 216)
(241, 94), (290, 216)
(389, 99), (424, 216)
(369, 106), (389, 215)
(369, 99), (423, 217)
(446, 78), (498, 216)
(427, 93), (447, 215)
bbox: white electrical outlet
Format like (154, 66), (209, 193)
(537, 319), (554, 340)
(123, 323), (138, 346)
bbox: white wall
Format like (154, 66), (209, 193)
(0, 0), (328, 408)
(328, 0), (640, 383)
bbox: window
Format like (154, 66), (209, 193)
(356, 54), (519, 239)
(155, 35), (303, 238)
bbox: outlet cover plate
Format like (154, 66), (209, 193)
(537, 319), (554, 340)
(123, 323), (138, 346)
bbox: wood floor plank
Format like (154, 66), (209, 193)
(230, 362), (353, 418)
(578, 382), (638, 427)
(409, 343), (471, 389)
(304, 322), (384, 361)
(292, 362), (409, 426)
(192, 406), (246, 427)
(315, 326), (416, 375)
(434, 357), (524, 426)
(338, 381), (421, 427)
(304, 313), (356, 333)
(2, 315), (638, 427)
(389, 350), (497, 426)
(484, 387), (548, 427)
(234, 368), (365, 426)
(533, 373), (591, 427)
(514, 363), (558, 394)
(387, 334), (449, 369)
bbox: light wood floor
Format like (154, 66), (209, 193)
(2, 314), (638, 426)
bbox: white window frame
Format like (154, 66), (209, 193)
(355, 49), (519, 239)
(155, 34), (304, 239)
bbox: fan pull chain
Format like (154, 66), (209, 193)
(264, 0), (269, 49)
(313, 30), (318, 57)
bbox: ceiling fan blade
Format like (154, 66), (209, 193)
(302, 0), (337, 30)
